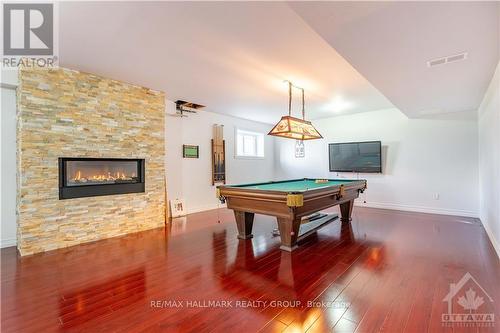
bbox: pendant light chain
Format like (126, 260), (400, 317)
(285, 80), (306, 120)
(301, 88), (305, 120)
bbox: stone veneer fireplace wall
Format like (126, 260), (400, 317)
(17, 67), (166, 255)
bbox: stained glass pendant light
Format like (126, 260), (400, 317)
(268, 81), (323, 140)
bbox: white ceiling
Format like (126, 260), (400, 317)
(59, 2), (499, 123)
(59, 2), (393, 124)
(289, 1), (500, 118)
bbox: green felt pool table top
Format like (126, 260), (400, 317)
(225, 178), (365, 192)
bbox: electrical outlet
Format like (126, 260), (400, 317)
(434, 193), (440, 200)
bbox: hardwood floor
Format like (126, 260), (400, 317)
(1, 207), (499, 332)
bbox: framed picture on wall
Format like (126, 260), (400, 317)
(183, 145), (199, 158)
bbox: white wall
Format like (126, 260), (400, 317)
(165, 100), (275, 214)
(478, 61), (500, 258)
(1, 67), (491, 248)
(1, 83), (18, 247)
(275, 108), (479, 217)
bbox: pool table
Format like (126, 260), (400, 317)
(217, 178), (367, 251)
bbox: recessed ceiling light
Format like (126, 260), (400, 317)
(323, 97), (353, 112)
(427, 52), (468, 67)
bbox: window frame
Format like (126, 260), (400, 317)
(234, 128), (265, 159)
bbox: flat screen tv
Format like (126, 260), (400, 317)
(329, 141), (382, 173)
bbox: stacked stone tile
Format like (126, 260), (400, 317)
(17, 67), (166, 255)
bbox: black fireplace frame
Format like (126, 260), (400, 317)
(58, 157), (145, 200)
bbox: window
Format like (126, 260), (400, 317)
(235, 128), (264, 158)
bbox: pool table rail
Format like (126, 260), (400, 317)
(216, 179), (367, 251)
(217, 179), (366, 210)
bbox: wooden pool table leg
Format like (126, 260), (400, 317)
(234, 211), (254, 239)
(340, 199), (354, 223)
(277, 217), (301, 251)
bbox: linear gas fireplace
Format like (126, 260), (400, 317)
(59, 158), (145, 199)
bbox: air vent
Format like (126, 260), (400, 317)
(428, 58), (446, 67)
(427, 52), (467, 67)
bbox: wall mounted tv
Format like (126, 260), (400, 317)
(329, 141), (382, 173)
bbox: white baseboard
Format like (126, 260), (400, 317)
(354, 201), (478, 218)
(185, 200), (477, 219)
(0, 237), (17, 248)
(481, 219), (500, 260)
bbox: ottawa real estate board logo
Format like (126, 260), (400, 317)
(2, 2), (58, 68)
(442, 272), (495, 327)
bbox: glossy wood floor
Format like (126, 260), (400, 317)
(1, 207), (499, 332)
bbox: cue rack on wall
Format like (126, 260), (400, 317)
(212, 124), (226, 185)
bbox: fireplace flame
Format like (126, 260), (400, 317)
(70, 170), (135, 184)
